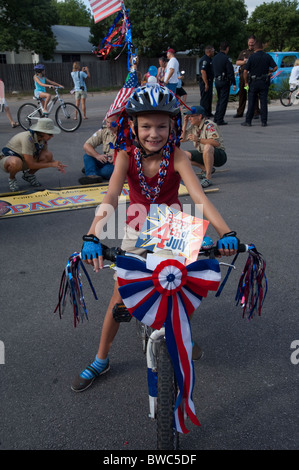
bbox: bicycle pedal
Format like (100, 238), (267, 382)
(112, 303), (132, 323)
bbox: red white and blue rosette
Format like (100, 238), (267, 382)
(117, 255), (221, 433)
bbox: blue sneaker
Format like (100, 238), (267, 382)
(71, 361), (110, 392)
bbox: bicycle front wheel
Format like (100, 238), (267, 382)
(55, 103), (82, 132)
(280, 90), (293, 107)
(17, 103), (42, 130)
(157, 340), (179, 450)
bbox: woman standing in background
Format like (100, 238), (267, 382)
(71, 62), (90, 120)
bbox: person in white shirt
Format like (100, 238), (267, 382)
(164, 48), (180, 93)
(289, 59), (299, 96)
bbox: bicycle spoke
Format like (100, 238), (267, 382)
(280, 90), (294, 107)
(55, 103), (82, 132)
(17, 104), (41, 130)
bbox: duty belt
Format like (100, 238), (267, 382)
(250, 74), (269, 81)
(215, 76), (228, 81)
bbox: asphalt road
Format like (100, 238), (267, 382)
(0, 88), (298, 451)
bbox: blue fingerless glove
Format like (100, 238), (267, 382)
(217, 231), (239, 251)
(81, 234), (102, 260)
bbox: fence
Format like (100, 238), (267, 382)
(0, 57), (197, 93)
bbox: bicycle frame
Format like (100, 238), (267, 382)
(34, 87), (62, 115)
(146, 327), (165, 419)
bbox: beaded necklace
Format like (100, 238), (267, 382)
(134, 143), (172, 203)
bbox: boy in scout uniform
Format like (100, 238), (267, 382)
(79, 115), (119, 185)
(181, 105), (227, 188)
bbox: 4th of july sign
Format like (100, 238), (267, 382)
(135, 204), (209, 264)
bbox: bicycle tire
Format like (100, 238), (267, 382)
(17, 103), (42, 130)
(280, 90), (293, 107)
(157, 340), (179, 450)
(55, 103), (82, 132)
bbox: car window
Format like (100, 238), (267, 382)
(281, 56), (298, 68)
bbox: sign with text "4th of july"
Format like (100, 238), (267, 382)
(136, 204), (209, 265)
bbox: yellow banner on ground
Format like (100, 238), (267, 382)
(1, 183), (215, 218)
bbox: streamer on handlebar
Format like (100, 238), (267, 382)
(215, 243), (267, 319)
(235, 244), (267, 319)
(54, 252), (98, 327)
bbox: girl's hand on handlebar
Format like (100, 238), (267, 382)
(217, 231), (239, 256)
(81, 235), (103, 272)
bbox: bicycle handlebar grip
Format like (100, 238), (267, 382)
(101, 244), (125, 262)
(238, 243), (247, 253)
(213, 242), (248, 257)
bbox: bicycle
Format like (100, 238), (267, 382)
(280, 84), (299, 107)
(55, 240), (267, 450)
(17, 86), (82, 132)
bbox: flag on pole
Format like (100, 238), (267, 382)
(89, 0), (123, 23)
(105, 70), (138, 119)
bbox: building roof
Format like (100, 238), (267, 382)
(52, 25), (93, 53)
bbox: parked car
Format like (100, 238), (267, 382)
(230, 51), (299, 95)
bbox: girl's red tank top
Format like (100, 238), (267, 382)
(126, 146), (182, 231)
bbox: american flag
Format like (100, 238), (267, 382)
(117, 255), (221, 433)
(105, 71), (138, 119)
(89, 0), (123, 23)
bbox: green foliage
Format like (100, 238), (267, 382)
(53, 0), (92, 26)
(123, 0), (248, 58)
(247, 1), (299, 51)
(0, 0), (58, 59)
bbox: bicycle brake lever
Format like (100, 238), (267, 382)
(219, 262), (236, 269)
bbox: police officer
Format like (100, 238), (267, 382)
(198, 45), (215, 118)
(241, 39), (277, 127)
(234, 35), (260, 119)
(212, 41), (236, 125)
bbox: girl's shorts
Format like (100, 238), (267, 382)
(113, 225), (147, 281)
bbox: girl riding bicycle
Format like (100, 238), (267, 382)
(71, 84), (239, 392)
(33, 64), (64, 115)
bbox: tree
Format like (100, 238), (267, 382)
(121, 0), (248, 58)
(247, 0), (299, 51)
(53, 0), (93, 26)
(0, 0), (58, 60)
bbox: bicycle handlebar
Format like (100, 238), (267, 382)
(100, 243), (250, 263)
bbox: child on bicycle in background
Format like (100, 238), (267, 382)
(33, 64), (64, 115)
(289, 58), (299, 97)
(71, 84), (239, 392)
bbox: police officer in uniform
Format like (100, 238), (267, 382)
(198, 45), (215, 118)
(241, 39), (277, 127)
(212, 41), (236, 125)
(234, 35), (260, 119)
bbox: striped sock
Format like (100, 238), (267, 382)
(80, 356), (108, 380)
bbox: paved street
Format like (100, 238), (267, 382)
(0, 88), (298, 451)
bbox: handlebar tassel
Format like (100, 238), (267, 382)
(235, 245), (267, 319)
(54, 252), (98, 327)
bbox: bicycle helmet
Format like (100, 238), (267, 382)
(34, 64), (45, 72)
(126, 84), (179, 117)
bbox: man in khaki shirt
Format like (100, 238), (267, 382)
(79, 115), (118, 185)
(181, 105), (227, 188)
(0, 118), (65, 192)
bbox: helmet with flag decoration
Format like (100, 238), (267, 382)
(126, 84), (180, 117)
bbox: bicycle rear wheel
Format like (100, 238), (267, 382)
(157, 340), (179, 450)
(280, 90), (293, 107)
(55, 103), (82, 132)
(17, 103), (42, 130)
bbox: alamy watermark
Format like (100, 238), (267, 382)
(92, 202), (204, 241)
(0, 341), (4, 365)
(290, 340), (299, 365)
